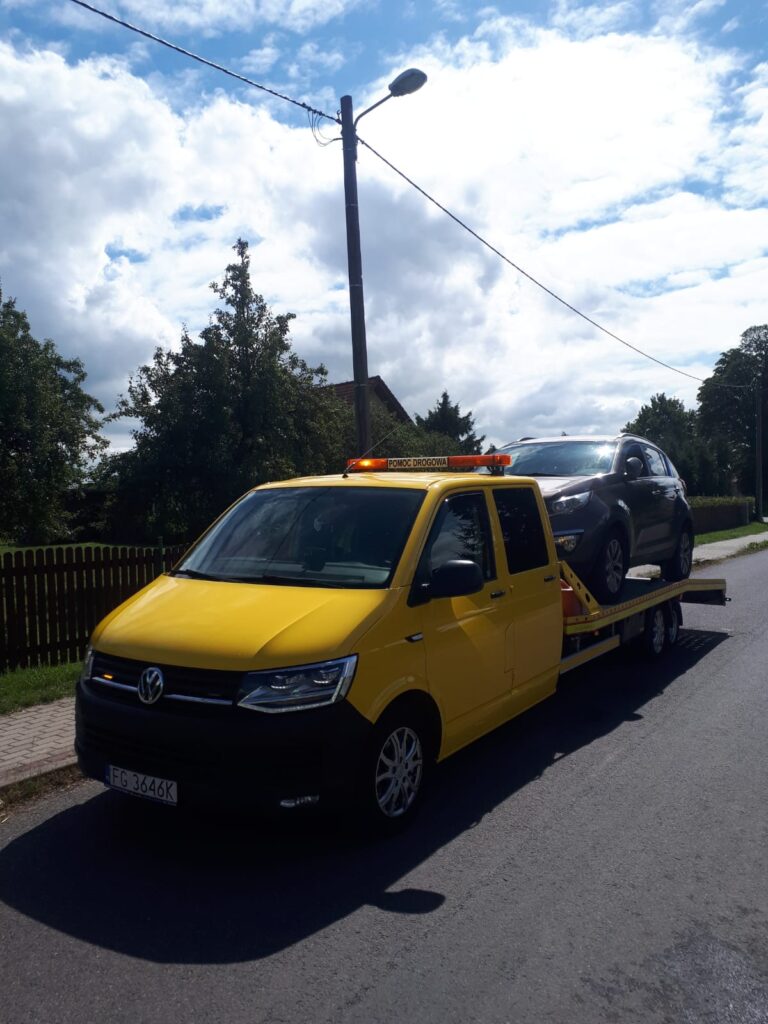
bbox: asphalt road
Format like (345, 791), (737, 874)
(2, 553), (767, 1024)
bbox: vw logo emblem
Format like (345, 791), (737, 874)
(138, 666), (164, 705)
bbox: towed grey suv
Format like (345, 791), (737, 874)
(490, 435), (694, 602)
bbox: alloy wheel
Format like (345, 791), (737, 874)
(605, 538), (625, 594)
(375, 725), (424, 818)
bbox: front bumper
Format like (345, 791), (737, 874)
(75, 678), (373, 812)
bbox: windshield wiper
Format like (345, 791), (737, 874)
(238, 574), (350, 588)
(171, 568), (227, 581)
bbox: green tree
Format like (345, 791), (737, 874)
(0, 290), (107, 544)
(415, 391), (484, 454)
(108, 240), (348, 542)
(623, 392), (729, 495)
(697, 325), (768, 495)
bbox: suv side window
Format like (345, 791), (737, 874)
(642, 445), (667, 477)
(420, 492), (495, 581)
(493, 487), (550, 574)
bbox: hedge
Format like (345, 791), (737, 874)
(688, 496), (754, 534)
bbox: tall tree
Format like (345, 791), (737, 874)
(108, 240), (348, 541)
(697, 325), (768, 495)
(415, 391), (485, 454)
(0, 291), (106, 544)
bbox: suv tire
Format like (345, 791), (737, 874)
(589, 528), (628, 604)
(661, 525), (693, 582)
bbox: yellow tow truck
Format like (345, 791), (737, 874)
(75, 454), (726, 828)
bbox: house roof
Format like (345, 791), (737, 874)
(330, 375), (412, 425)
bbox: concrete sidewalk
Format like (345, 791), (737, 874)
(1, 531), (766, 797)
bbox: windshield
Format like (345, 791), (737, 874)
(174, 486), (425, 588)
(500, 441), (617, 477)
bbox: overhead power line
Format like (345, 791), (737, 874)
(66, 0), (338, 124)
(357, 136), (749, 390)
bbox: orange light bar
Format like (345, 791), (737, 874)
(346, 454), (511, 472)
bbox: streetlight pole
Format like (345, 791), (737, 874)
(339, 68), (427, 456)
(340, 95), (370, 455)
(757, 384), (764, 520)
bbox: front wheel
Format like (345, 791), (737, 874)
(360, 711), (432, 832)
(661, 526), (693, 581)
(589, 529), (628, 603)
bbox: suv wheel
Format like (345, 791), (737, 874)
(661, 525), (693, 581)
(589, 529), (627, 603)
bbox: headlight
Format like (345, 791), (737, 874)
(80, 645), (94, 683)
(554, 533), (582, 553)
(237, 656), (358, 713)
(551, 490), (592, 514)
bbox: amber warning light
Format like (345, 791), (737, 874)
(346, 454), (511, 472)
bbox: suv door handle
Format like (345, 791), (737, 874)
(544, 575), (557, 582)
(490, 590), (506, 599)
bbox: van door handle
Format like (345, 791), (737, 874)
(490, 590), (506, 599)
(544, 575), (557, 582)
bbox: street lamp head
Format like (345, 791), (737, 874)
(388, 68), (428, 97)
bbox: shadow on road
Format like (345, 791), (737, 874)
(0, 628), (728, 964)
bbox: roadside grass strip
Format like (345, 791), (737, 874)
(0, 662), (79, 716)
(696, 522), (768, 545)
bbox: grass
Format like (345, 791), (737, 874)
(0, 662), (80, 716)
(696, 522), (768, 545)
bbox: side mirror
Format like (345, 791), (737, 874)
(429, 559), (484, 599)
(625, 457), (643, 480)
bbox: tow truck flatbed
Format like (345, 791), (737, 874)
(559, 561), (726, 673)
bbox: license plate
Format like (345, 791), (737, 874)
(106, 765), (178, 805)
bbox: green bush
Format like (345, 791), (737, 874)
(688, 496), (755, 511)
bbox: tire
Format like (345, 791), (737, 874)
(359, 708), (433, 833)
(588, 529), (628, 603)
(643, 605), (667, 658)
(664, 601), (682, 647)
(661, 525), (693, 582)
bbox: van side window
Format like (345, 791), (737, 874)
(493, 487), (550, 574)
(421, 492), (495, 581)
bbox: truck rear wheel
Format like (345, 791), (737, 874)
(643, 606), (667, 658)
(665, 601), (682, 647)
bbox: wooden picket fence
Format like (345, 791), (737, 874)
(0, 544), (187, 673)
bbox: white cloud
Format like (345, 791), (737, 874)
(242, 36), (281, 74)
(551, 0), (638, 38)
(0, 9), (766, 454)
(88, 0), (362, 33)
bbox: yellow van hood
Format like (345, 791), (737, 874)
(91, 575), (392, 672)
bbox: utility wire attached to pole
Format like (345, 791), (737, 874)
(67, 0), (338, 124)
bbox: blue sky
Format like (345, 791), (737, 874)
(1, 0), (767, 448)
